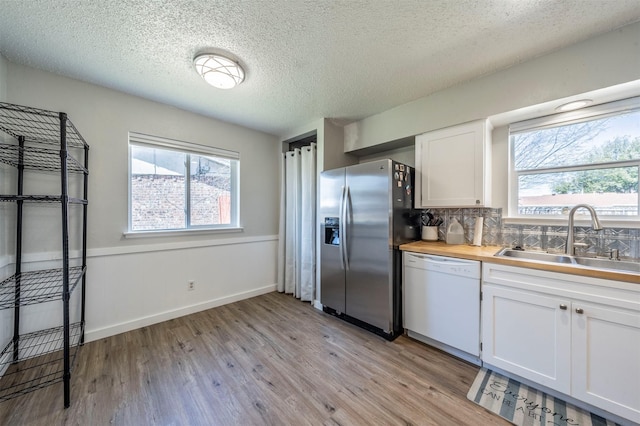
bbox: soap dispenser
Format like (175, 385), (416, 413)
(446, 218), (465, 245)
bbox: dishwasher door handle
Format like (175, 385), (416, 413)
(425, 256), (474, 266)
(406, 253), (477, 267)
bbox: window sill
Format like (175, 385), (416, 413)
(123, 227), (244, 239)
(503, 216), (640, 229)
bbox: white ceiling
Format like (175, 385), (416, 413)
(1, 1), (639, 138)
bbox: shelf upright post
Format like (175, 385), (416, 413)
(80, 142), (88, 345)
(59, 112), (71, 408)
(12, 135), (25, 364)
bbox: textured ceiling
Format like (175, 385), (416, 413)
(1, 0), (639, 137)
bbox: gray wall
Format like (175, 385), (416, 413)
(3, 62), (281, 341)
(0, 53), (9, 369)
(0, 54), (6, 102)
(0, 53), (9, 266)
(344, 22), (640, 153)
(344, 22), (640, 218)
(6, 63), (280, 248)
(358, 145), (415, 167)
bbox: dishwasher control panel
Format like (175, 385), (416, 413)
(404, 252), (480, 279)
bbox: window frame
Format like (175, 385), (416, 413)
(127, 132), (241, 236)
(508, 97), (640, 223)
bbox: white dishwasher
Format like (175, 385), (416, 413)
(403, 252), (481, 364)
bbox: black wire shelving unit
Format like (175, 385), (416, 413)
(0, 102), (89, 408)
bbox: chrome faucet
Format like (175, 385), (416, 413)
(566, 204), (603, 255)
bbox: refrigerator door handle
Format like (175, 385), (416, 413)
(343, 185), (350, 270)
(339, 185), (346, 270)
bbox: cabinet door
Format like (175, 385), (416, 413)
(414, 120), (490, 208)
(572, 302), (640, 424)
(481, 284), (571, 393)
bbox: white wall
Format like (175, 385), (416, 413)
(345, 22), (640, 152)
(5, 62), (281, 342)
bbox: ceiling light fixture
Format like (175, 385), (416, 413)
(555, 99), (593, 112)
(194, 53), (245, 89)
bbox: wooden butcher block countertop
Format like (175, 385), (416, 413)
(399, 241), (640, 285)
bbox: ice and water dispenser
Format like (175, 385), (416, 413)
(324, 217), (340, 245)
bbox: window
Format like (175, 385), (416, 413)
(128, 133), (239, 232)
(509, 97), (640, 219)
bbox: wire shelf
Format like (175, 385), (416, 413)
(0, 266), (85, 309)
(0, 143), (87, 174)
(1, 101), (89, 408)
(0, 102), (88, 149)
(0, 195), (87, 204)
(0, 322), (83, 402)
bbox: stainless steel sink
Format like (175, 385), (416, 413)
(573, 256), (640, 274)
(494, 248), (640, 275)
(495, 248), (575, 264)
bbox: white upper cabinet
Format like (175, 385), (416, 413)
(414, 120), (492, 208)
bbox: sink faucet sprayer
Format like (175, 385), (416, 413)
(566, 204), (603, 255)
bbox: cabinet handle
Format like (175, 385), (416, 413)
(559, 304), (567, 310)
(575, 308), (584, 314)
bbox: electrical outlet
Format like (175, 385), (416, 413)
(188, 280), (195, 291)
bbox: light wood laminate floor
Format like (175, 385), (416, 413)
(0, 292), (509, 425)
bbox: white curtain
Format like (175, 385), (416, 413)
(277, 143), (316, 302)
(299, 145), (316, 301)
(284, 149), (300, 295)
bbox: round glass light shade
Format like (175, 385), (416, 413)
(194, 54), (245, 89)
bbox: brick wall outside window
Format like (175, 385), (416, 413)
(131, 174), (230, 230)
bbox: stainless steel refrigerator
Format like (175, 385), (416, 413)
(319, 159), (418, 339)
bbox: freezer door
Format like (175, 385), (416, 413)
(319, 167), (346, 312)
(344, 160), (394, 332)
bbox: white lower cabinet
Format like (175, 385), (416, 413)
(482, 263), (640, 424)
(481, 284), (571, 393)
(571, 301), (640, 421)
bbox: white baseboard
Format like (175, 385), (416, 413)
(313, 299), (323, 311)
(0, 255), (11, 270)
(84, 284), (277, 343)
